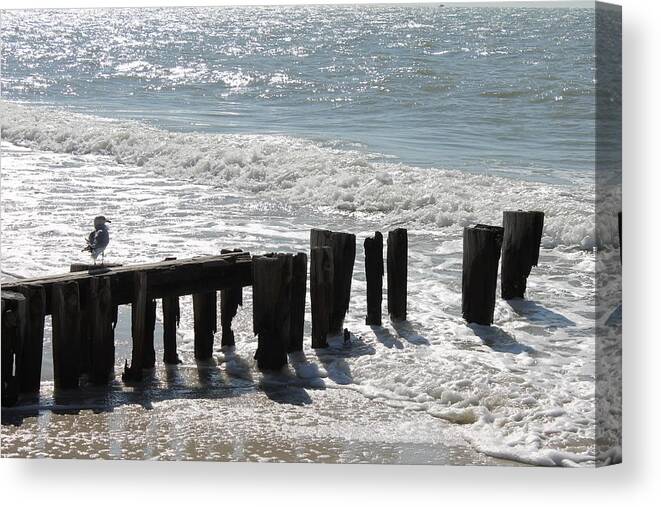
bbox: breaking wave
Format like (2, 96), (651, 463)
(1, 102), (602, 249)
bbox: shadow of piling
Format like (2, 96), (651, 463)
(469, 323), (537, 355)
(506, 299), (576, 328)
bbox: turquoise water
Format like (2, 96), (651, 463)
(1, 5), (595, 180)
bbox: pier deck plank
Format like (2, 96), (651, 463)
(1, 252), (252, 314)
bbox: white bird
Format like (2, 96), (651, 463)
(83, 216), (111, 265)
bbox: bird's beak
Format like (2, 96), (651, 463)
(106, 219), (111, 223)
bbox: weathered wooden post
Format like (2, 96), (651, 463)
(364, 232), (384, 325)
(193, 292), (217, 361)
(88, 277), (115, 385)
(1, 305), (18, 406)
(79, 298), (91, 378)
(70, 263), (120, 377)
(310, 246), (333, 349)
(162, 296), (181, 364)
(220, 249), (244, 347)
(501, 210), (545, 299)
(310, 229), (356, 333)
(136, 299), (157, 368)
(252, 254), (292, 370)
(220, 289), (241, 347)
(1, 292), (26, 406)
(288, 252), (308, 352)
(14, 285), (45, 394)
(387, 228), (408, 321)
(123, 271), (148, 382)
(159, 257), (181, 364)
(462, 224), (504, 325)
(147, 300), (156, 365)
(51, 281), (82, 389)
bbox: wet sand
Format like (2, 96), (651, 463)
(1, 303), (518, 465)
(1, 369), (520, 465)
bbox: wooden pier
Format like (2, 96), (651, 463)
(1, 213), (548, 407)
(2, 252), (252, 395)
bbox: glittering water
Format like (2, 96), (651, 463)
(2, 5), (595, 180)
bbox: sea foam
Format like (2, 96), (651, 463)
(1, 102), (605, 250)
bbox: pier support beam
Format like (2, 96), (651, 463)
(501, 210), (545, 300)
(288, 252), (308, 352)
(252, 254), (292, 370)
(162, 296), (181, 364)
(143, 299), (157, 368)
(51, 281), (82, 389)
(193, 291), (217, 361)
(220, 289), (241, 347)
(462, 224), (504, 325)
(310, 246), (333, 349)
(220, 249), (244, 348)
(310, 229), (355, 333)
(387, 228), (408, 321)
(1, 292), (26, 406)
(15, 285), (45, 394)
(364, 232), (384, 326)
(123, 271), (148, 382)
(80, 310), (91, 377)
(88, 277), (115, 385)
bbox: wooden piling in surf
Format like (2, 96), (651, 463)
(123, 271), (148, 382)
(462, 224), (504, 326)
(136, 299), (157, 368)
(310, 229), (356, 334)
(310, 246), (333, 349)
(220, 289), (241, 347)
(159, 257), (181, 364)
(193, 291), (217, 361)
(70, 263), (121, 378)
(387, 228), (408, 321)
(51, 281), (82, 389)
(1, 291), (26, 406)
(14, 285), (45, 394)
(162, 296), (181, 364)
(364, 232), (384, 325)
(501, 210), (544, 300)
(88, 277), (115, 384)
(288, 252), (308, 352)
(252, 254), (292, 370)
(220, 249), (244, 348)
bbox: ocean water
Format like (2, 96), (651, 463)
(0, 5), (619, 466)
(1, 5), (596, 181)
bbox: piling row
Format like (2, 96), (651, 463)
(461, 210), (546, 326)
(2, 209), (547, 405)
(0, 230), (410, 400)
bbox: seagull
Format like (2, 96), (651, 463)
(83, 216), (111, 265)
